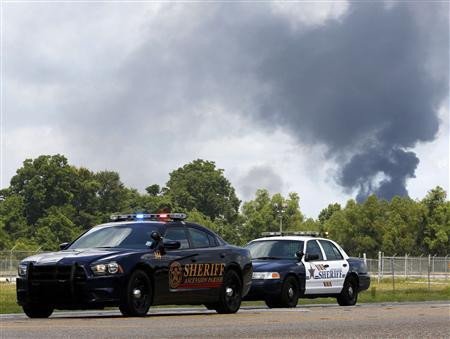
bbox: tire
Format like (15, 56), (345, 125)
(213, 269), (242, 314)
(265, 276), (299, 308)
(279, 276), (299, 308)
(337, 277), (358, 306)
(264, 298), (280, 308)
(22, 304), (54, 318)
(119, 269), (152, 316)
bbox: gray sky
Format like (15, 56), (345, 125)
(1, 1), (448, 217)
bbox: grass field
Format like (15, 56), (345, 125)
(1, 278), (449, 314)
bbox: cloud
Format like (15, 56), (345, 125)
(3, 2), (448, 208)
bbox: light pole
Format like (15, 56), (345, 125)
(274, 202), (287, 234)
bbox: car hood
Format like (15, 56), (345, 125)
(252, 259), (297, 272)
(21, 248), (140, 266)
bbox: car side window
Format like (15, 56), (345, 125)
(164, 227), (190, 249)
(188, 228), (211, 248)
(305, 240), (323, 260)
(319, 240), (343, 260)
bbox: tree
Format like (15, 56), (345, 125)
(318, 203), (341, 225)
(324, 197), (384, 257)
(421, 187), (450, 255)
(0, 194), (28, 239)
(145, 184), (161, 196)
(94, 171), (133, 221)
(165, 159), (240, 223)
(8, 155), (79, 224)
(241, 189), (304, 243)
(34, 205), (83, 251)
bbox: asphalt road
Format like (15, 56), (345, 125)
(1, 302), (449, 338)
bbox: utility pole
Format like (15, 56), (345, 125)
(274, 202), (287, 234)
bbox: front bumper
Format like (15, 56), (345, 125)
(243, 279), (283, 301)
(358, 273), (371, 292)
(17, 265), (126, 309)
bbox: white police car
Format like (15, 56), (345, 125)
(244, 232), (370, 308)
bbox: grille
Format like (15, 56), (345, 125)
(30, 264), (86, 281)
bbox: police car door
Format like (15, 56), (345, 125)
(303, 239), (328, 294)
(156, 226), (196, 303)
(317, 240), (349, 294)
(185, 227), (227, 299)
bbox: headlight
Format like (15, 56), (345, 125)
(18, 264), (27, 277)
(90, 261), (123, 275)
(252, 272), (281, 280)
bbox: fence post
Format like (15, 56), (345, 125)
(391, 255), (395, 292)
(377, 251), (382, 283)
(428, 254), (431, 291)
(9, 244), (18, 282)
(419, 254), (423, 275)
(404, 254), (408, 279)
(446, 255), (448, 281)
(432, 255), (436, 276)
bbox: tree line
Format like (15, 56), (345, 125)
(0, 154), (448, 257)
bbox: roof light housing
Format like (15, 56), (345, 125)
(261, 231), (321, 237)
(110, 213), (187, 222)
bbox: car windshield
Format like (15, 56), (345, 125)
(68, 223), (162, 250)
(247, 240), (304, 260)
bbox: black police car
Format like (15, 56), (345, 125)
(16, 213), (252, 318)
(244, 233), (370, 308)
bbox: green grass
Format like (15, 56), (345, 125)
(1, 278), (449, 314)
(0, 283), (19, 314)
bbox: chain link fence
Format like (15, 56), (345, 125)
(0, 250), (44, 281)
(1, 250), (449, 282)
(365, 253), (449, 282)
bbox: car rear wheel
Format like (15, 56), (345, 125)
(213, 269), (242, 314)
(22, 303), (54, 318)
(119, 269), (152, 316)
(337, 276), (358, 306)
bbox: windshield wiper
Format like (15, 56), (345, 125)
(252, 256), (280, 260)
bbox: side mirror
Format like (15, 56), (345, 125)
(151, 231), (163, 242)
(295, 251), (304, 261)
(305, 253), (319, 261)
(59, 242), (69, 250)
(163, 240), (181, 250)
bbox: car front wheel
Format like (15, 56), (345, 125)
(119, 269), (152, 316)
(22, 303), (54, 318)
(265, 276), (299, 308)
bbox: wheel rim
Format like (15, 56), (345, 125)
(288, 286), (294, 299)
(285, 279), (298, 304)
(348, 285), (354, 298)
(131, 275), (150, 313)
(224, 274), (241, 310)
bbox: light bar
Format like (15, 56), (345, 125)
(110, 213), (187, 222)
(261, 231), (321, 237)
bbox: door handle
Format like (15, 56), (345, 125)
(323, 264), (329, 268)
(220, 253), (226, 258)
(191, 258), (197, 263)
(343, 264), (347, 267)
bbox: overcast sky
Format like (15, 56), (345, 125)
(1, 1), (448, 218)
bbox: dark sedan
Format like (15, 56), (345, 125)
(17, 213), (252, 318)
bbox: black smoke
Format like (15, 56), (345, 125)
(247, 3), (448, 201)
(7, 2), (447, 202)
(106, 2), (449, 201)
